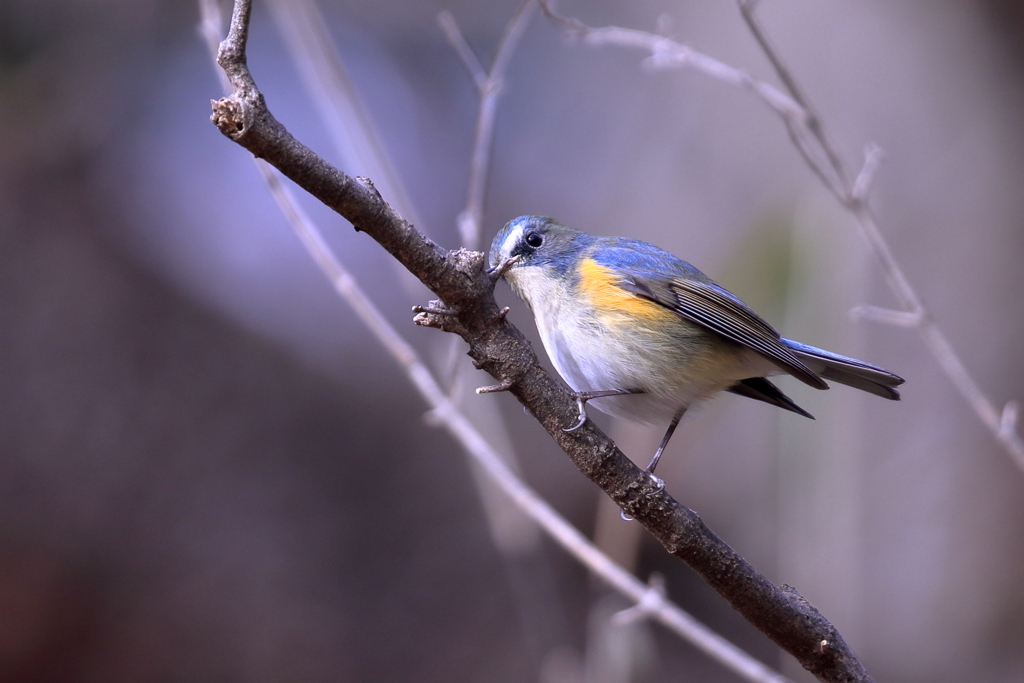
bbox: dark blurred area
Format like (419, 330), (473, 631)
(1, 0), (1024, 681)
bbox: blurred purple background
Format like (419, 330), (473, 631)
(2, 0), (1024, 681)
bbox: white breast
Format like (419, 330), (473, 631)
(507, 264), (773, 424)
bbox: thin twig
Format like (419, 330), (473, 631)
(265, 0), (427, 237)
(611, 573), (666, 625)
(849, 305), (923, 329)
(851, 145), (884, 203)
(536, 0), (850, 200)
(539, 2), (806, 122)
(437, 11), (487, 93)
(536, 0), (1024, 471)
(444, 0), (538, 251)
(207, 0), (879, 679)
(738, 0), (849, 192)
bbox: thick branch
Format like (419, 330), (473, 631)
(209, 1), (873, 680)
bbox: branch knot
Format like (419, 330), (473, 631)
(211, 97), (247, 138)
(413, 301), (466, 335)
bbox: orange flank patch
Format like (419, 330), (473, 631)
(577, 258), (675, 323)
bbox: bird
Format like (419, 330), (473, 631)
(488, 215), (904, 475)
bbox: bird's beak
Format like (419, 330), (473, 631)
(487, 254), (521, 280)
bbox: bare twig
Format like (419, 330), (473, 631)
(441, 0), (538, 251)
(741, 1), (1024, 467)
(850, 305), (923, 329)
(536, 0), (849, 198)
(538, 1), (806, 122)
(738, 0), (849, 193)
(437, 11), (487, 95)
(265, 0), (427, 237)
(611, 573), (666, 625)
(537, 0), (1024, 471)
(475, 379), (515, 394)
(206, 0), (877, 680)
(1001, 402), (1019, 441)
(851, 145), (884, 203)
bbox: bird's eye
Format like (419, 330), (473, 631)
(524, 231), (543, 248)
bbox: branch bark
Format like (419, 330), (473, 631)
(209, 1), (874, 680)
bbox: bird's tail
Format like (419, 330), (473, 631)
(783, 339), (904, 400)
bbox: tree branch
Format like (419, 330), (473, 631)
(200, 4), (792, 679)
(440, 0), (537, 251)
(209, 1), (874, 680)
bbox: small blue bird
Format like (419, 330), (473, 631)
(489, 215), (903, 474)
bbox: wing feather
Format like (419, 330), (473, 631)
(623, 275), (829, 390)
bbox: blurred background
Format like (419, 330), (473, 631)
(2, 0), (1024, 681)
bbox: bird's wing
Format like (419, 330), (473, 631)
(621, 273), (828, 390)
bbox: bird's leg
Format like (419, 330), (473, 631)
(619, 409), (685, 517)
(644, 407), (686, 475)
(564, 388), (645, 432)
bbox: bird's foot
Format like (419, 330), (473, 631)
(563, 388), (645, 432)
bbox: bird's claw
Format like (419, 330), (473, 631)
(645, 472), (665, 494)
(563, 388), (644, 433)
(564, 395), (589, 432)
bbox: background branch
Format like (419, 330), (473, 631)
(264, 0), (428, 238)
(439, 0), (537, 251)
